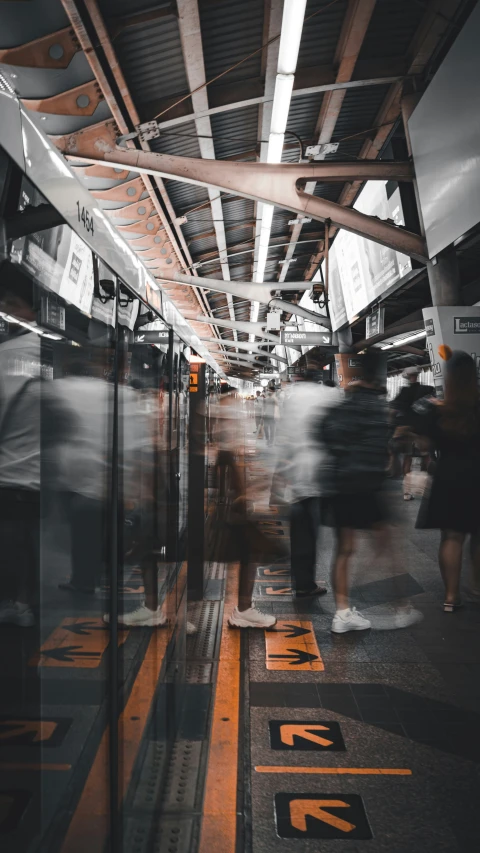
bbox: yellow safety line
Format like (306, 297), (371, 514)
(60, 566), (185, 853)
(255, 766), (412, 775)
(198, 564), (241, 853)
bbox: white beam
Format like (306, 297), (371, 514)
(177, 0), (236, 338)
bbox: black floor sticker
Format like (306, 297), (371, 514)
(269, 720), (346, 751)
(275, 793), (372, 839)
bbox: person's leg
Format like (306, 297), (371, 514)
(403, 452), (413, 499)
(331, 526), (371, 632)
(290, 498), (322, 595)
(270, 420), (276, 445)
(331, 528), (355, 611)
(228, 517), (276, 628)
(238, 549), (256, 613)
(439, 530), (465, 606)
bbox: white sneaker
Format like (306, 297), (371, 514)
(186, 621), (197, 635)
(404, 493), (414, 501)
(228, 606), (276, 629)
(392, 605), (423, 629)
(331, 607), (371, 634)
(372, 605), (423, 630)
(103, 603), (166, 627)
(0, 601), (34, 627)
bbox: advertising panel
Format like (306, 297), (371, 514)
(11, 222), (95, 316)
(325, 181), (412, 332)
(422, 306), (480, 398)
(408, 3), (480, 258)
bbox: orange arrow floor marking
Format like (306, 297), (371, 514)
(30, 618), (128, 669)
(290, 799), (355, 833)
(280, 724), (333, 747)
(0, 721), (57, 743)
(265, 621), (324, 671)
(262, 568), (289, 576)
(265, 586), (292, 595)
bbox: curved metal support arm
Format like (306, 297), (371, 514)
(63, 147), (427, 260)
(158, 270), (311, 303)
(269, 298), (331, 329)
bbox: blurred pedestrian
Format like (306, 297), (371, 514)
(320, 350), (422, 633)
(208, 390), (277, 628)
(253, 389), (264, 436)
(0, 262), (71, 626)
(280, 370), (340, 598)
(412, 351), (480, 612)
(390, 366), (433, 500)
(263, 386), (278, 446)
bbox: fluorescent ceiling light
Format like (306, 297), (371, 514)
(277, 0), (308, 74)
(266, 132), (286, 164)
(381, 331), (426, 350)
(251, 0), (306, 325)
(270, 74), (294, 133)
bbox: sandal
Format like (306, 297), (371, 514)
(443, 601), (463, 613)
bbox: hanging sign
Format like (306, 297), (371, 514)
(281, 331), (332, 346)
(365, 306), (384, 339)
(134, 330), (169, 344)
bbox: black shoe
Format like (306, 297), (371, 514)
(58, 581), (95, 595)
(296, 585), (328, 599)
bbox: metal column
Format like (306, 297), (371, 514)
(187, 360), (207, 599)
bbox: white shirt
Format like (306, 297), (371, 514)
(278, 381), (341, 501)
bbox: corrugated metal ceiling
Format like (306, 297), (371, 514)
(0, 0), (464, 377)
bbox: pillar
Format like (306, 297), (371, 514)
(187, 360), (206, 599)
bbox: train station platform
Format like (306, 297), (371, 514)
(185, 425), (480, 853)
(1, 415), (480, 853)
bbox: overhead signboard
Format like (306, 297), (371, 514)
(365, 306), (385, 339)
(134, 330), (169, 344)
(324, 180), (412, 332)
(281, 331), (332, 346)
(409, 3), (480, 258)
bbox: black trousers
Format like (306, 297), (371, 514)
(0, 487), (40, 604)
(290, 496), (320, 593)
(67, 492), (104, 590)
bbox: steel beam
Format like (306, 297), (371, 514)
(193, 316), (283, 345)
(59, 0), (225, 353)
(63, 147), (425, 260)
(176, 0), (236, 334)
(269, 299), (331, 328)
(157, 270), (312, 304)
(142, 74), (406, 132)
(278, 0), (376, 282)
(199, 337), (288, 364)
(302, 1), (464, 280)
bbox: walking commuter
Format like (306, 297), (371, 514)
(0, 262), (71, 626)
(253, 389), (264, 436)
(208, 390), (278, 628)
(263, 387), (278, 446)
(280, 370), (340, 598)
(412, 351), (480, 611)
(391, 366), (433, 500)
(320, 350), (422, 633)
